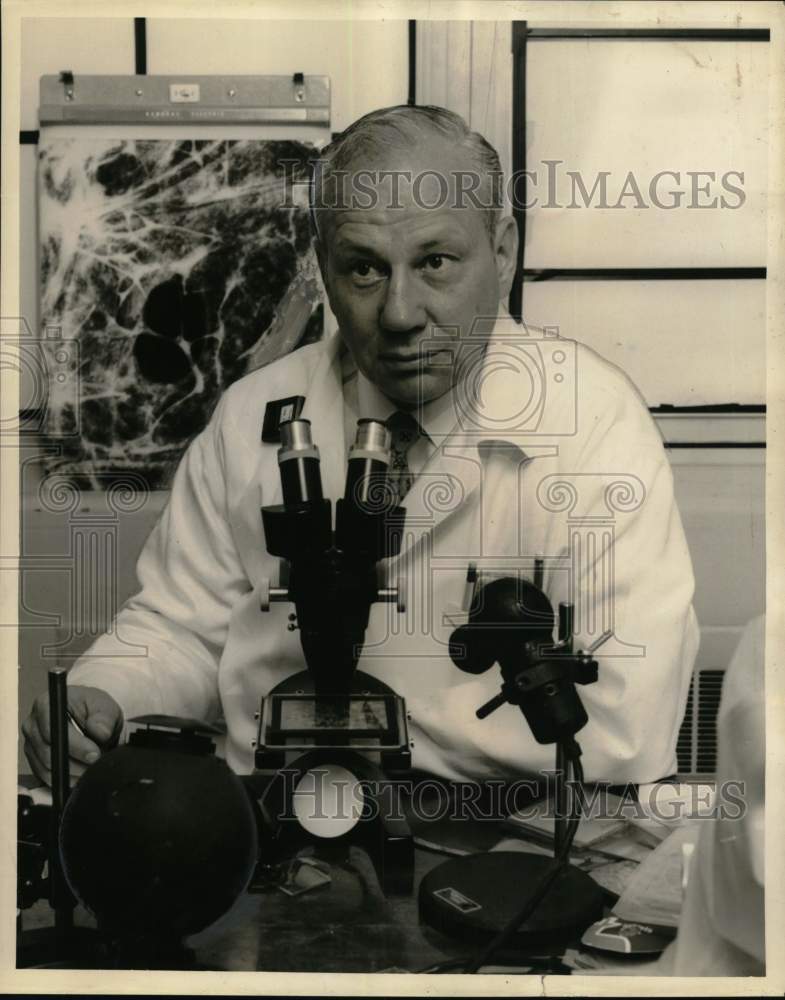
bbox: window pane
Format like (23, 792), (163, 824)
(521, 278), (765, 405)
(524, 39), (768, 267)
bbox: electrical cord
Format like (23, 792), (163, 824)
(419, 742), (585, 975)
(463, 754), (581, 973)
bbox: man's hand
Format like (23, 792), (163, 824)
(22, 685), (124, 787)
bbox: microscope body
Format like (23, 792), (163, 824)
(254, 417), (414, 893)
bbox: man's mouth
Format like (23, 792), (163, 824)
(379, 348), (452, 369)
(379, 353), (424, 369)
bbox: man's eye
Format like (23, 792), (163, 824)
(351, 261), (384, 283)
(422, 254), (454, 272)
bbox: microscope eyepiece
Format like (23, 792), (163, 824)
(344, 418), (393, 513)
(278, 419), (323, 505)
(350, 418), (392, 457)
(279, 418), (316, 454)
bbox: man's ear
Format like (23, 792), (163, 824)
(492, 215), (519, 300)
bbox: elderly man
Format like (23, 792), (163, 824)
(23, 105), (698, 787)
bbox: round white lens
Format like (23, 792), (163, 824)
(292, 764), (364, 838)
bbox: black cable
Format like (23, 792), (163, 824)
(462, 744), (583, 974)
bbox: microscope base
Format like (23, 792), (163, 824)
(253, 672), (415, 895)
(255, 747), (414, 895)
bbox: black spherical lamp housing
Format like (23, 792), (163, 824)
(59, 722), (258, 963)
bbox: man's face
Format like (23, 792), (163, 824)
(317, 141), (517, 409)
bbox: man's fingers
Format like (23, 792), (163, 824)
(83, 711), (117, 746)
(20, 715), (37, 743)
(68, 687), (123, 748)
(64, 728), (102, 765)
(32, 694), (52, 738)
(24, 720), (100, 768)
(68, 726), (101, 764)
(24, 738), (50, 786)
(24, 738), (89, 787)
(67, 758), (88, 781)
(21, 685), (122, 787)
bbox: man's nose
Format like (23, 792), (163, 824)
(379, 269), (426, 333)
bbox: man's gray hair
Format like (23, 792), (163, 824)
(309, 104), (503, 243)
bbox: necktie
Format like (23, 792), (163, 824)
(386, 410), (422, 506)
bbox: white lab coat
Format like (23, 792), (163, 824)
(69, 326), (699, 783)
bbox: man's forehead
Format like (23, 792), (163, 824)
(330, 203), (476, 246)
(315, 135), (495, 248)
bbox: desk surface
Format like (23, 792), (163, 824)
(189, 844), (474, 973)
(19, 776), (638, 973)
(19, 798), (563, 973)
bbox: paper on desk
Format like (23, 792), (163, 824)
(628, 781), (715, 842)
(590, 830), (653, 863)
(636, 781), (716, 822)
(611, 822), (700, 929)
(504, 792), (628, 849)
(586, 859), (640, 898)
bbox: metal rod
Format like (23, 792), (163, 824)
(48, 668), (73, 934)
(585, 630), (613, 655)
(558, 602), (574, 652)
(48, 670), (70, 826)
(476, 692), (506, 720)
(533, 557), (544, 591)
(463, 562), (478, 611)
(554, 743), (567, 856)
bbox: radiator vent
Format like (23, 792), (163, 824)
(676, 669), (726, 776)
